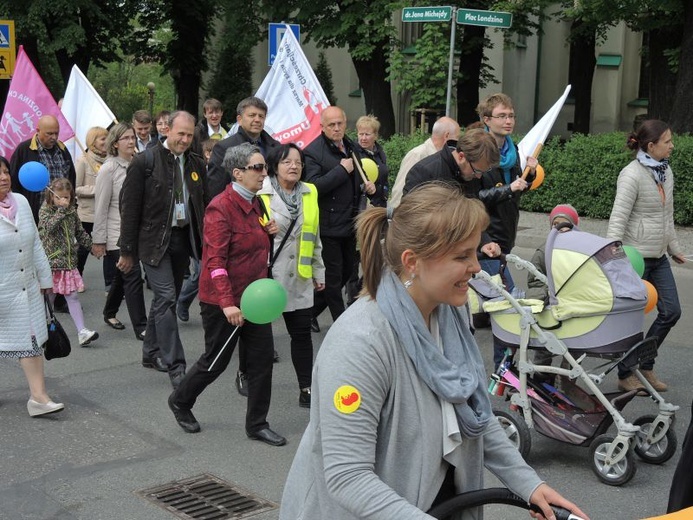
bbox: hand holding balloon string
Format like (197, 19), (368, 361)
(208, 279), (288, 372)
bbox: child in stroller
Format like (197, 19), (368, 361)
(470, 221), (679, 486)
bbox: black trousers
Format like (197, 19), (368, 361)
(283, 307), (313, 389)
(77, 221), (93, 275)
(103, 249), (148, 336)
(173, 302), (275, 433)
(312, 234), (356, 321)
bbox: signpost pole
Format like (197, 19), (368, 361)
(445, 8), (456, 117)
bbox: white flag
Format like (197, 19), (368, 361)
(255, 26), (329, 149)
(518, 85), (572, 170)
(61, 65), (117, 161)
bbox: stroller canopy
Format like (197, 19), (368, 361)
(546, 227), (647, 321)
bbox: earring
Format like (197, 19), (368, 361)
(404, 273), (416, 289)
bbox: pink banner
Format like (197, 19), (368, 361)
(0, 46), (74, 160)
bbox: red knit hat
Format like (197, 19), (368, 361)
(549, 204), (579, 227)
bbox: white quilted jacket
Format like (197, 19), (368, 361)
(607, 159), (681, 259)
(0, 194), (53, 352)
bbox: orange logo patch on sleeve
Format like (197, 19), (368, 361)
(191, 172), (199, 182)
(334, 385), (361, 414)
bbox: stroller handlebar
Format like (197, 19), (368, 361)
(426, 487), (585, 520)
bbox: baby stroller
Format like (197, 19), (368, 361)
(470, 226), (679, 486)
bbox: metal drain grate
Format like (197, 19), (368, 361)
(136, 473), (278, 519)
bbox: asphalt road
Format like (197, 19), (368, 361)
(1, 211), (691, 519)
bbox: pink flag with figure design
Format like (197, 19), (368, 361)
(0, 46), (74, 160)
(254, 27), (329, 149)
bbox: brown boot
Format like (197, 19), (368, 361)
(640, 370), (668, 392)
(618, 374), (645, 393)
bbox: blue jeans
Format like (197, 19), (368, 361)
(479, 258), (515, 294)
(177, 258), (200, 311)
(481, 258), (516, 368)
(619, 255), (681, 378)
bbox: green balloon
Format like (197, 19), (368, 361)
(240, 278), (288, 324)
(623, 245), (645, 277)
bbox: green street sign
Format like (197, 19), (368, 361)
(402, 6), (453, 23)
(456, 8), (512, 28)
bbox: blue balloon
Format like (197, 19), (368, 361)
(18, 161), (50, 192)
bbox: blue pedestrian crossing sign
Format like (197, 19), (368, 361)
(0, 20), (15, 79)
(268, 23), (300, 66)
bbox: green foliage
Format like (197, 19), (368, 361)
(89, 61), (176, 122)
(381, 131), (429, 187)
(388, 23), (453, 110)
(314, 52), (337, 105)
(520, 131), (693, 226)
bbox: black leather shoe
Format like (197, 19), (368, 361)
(170, 371), (185, 390)
(168, 394), (200, 433)
(136, 330), (146, 341)
(310, 317), (320, 333)
(246, 428), (286, 446)
(104, 316), (126, 330)
(235, 371), (248, 397)
(176, 304), (189, 322)
(142, 356), (167, 372)
(299, 388), (311, 408)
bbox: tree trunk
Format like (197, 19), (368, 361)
(647, 25), (682, 123)
(351, 45), (396, 139)
(668, 3), (693, 133)
(54, 48), (91, 87)
(175, 72), (202, 115)
(168, 2), (211, 116)
(569, 20), (596, 135)
(456, 24), (485, 126)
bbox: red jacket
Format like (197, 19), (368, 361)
(199, 185), (271, 309)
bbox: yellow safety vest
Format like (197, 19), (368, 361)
(261, 183), (319, 279)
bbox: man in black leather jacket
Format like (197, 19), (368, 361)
(118, 111), (207, 389)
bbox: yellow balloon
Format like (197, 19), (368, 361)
(361, 158), (379, 183)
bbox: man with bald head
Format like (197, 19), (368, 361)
(119, 110), (207, 389)
(303, 106), (375, 329)
(10, 115), (76, 222)
(389, 116), (460, 208)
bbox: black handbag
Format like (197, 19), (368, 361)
(44, 295), (72, 360)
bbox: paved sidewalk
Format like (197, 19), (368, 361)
(517, 210), (693, 261)
(0, 212), (691, 519)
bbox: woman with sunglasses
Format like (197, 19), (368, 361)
(257, 143), (325, 408)
(168, 143), (287, 446)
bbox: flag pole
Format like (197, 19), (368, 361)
(521, 143), (543, 180)
(350, 152), (369, 185)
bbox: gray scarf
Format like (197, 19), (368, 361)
(376, 269), (492, 437)
(270, 176), (302, 219)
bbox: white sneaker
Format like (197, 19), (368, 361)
(78, 328), (99, 347)
(27, 399), (65, 417)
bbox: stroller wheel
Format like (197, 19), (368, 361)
(633, 414), (677, 464)
(589, 434), (636, 486)
(493, 409), (531, 459)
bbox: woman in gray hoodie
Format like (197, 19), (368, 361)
(280, 183), (587, 520)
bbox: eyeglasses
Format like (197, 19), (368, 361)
(279, 159), (303, 168)
(487, 113), (516, 120)
(118, 135), (136, 142)
(241, 163), (267, 172)
(469, 161), (493, 177)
